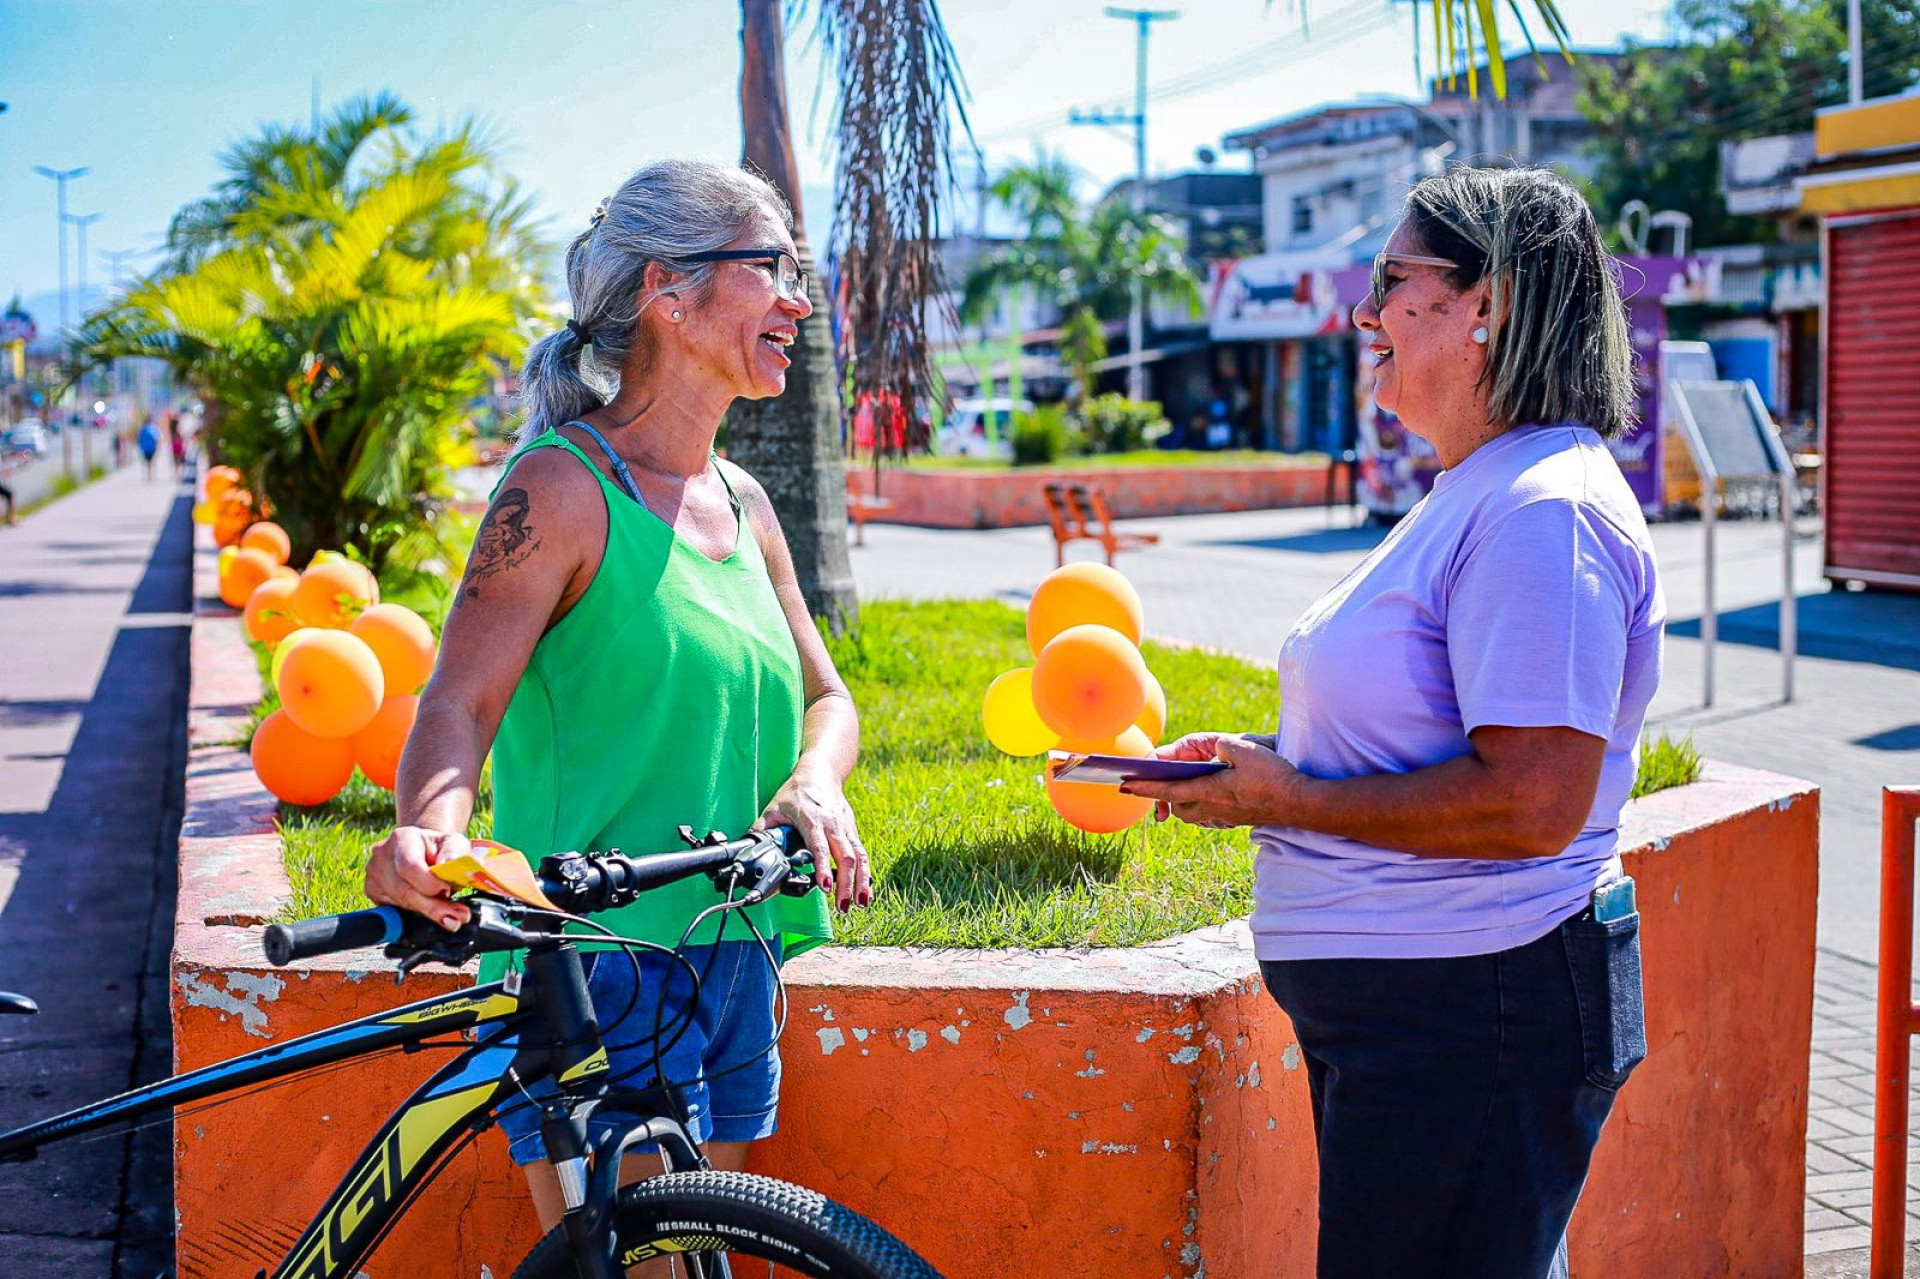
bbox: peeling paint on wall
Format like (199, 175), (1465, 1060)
(175, 968), (283, 1039)
(1075, 1049), (1107, 1079)
(906, 1029), (929, 1052)
(1004, 991), (1033, 1030)
(1168, 1046), (1201, 1065)
(941, 1025), (961, 1045)
(1281, 1044), (1302, 1071)
(817, 1027), (847, 1055)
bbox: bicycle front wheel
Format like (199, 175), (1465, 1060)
(511, 1169), (942, 1279)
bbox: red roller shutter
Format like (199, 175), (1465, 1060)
(1825, 212), (1920, 589)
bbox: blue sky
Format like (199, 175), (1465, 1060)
(0, 0), (1671, 325)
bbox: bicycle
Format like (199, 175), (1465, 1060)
(0, 826), (942, 1279)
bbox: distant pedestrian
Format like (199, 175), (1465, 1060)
(136, 419), (159, 481)
(0, 462), (15, 527)
(166, 415), (186, 478)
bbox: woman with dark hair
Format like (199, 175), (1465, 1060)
(1126, 166), (1661, 1279)
(362, 159), (871, 1252)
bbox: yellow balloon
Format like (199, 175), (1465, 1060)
(192, 501), (218, 526)
(1135, 672), (1166, 742)
(982, 667), (1058, 757)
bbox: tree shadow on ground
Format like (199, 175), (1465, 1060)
(1205, 522), (1389, 556)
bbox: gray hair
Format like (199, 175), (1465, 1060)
(518, 159), (794, 436)
(1400, 167), (1636, 439)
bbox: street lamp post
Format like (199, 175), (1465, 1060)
(32, 164), (88, 478)
(65, 212), (103, 475)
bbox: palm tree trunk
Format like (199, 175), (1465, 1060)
(733, 0), (857, 629)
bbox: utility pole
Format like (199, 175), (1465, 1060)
(1071, 6), (1178, 402)
(32, 165), (88, 475)
(1848, 0), (1864, 104)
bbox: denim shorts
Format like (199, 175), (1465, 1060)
(498, 939), (784, 1166)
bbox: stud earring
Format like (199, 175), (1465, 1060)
(1471, 326), (1490, 344)
(671, 310), (682, 321)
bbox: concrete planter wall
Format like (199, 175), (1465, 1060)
(173, 535), (1819, 1277)
(854, 462), (1335, 530)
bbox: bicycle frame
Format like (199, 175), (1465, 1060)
(0, 940), (664, 1279)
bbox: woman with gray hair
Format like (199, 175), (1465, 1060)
(363, 158), (870, 1239)
(1125, 166), (1661, 1278)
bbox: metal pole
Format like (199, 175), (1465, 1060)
(1781, 470), (1797, 702)
(66, 212), (102, 477)
(1872, 788), (1920, 1279)
(1849, 0), (1865, 105)
(1702, 481), (1717, 708)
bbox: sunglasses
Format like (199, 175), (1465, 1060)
(685, 248), (809, 302)
(1370, 252), (1461, 311)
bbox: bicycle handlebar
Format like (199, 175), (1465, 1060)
(262, 826), (816, 969)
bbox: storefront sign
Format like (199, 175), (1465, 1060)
(1208, 253), (1347, 341)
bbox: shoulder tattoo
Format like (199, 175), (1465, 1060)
(459, 486), (540, 605)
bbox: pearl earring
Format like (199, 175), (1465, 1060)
(1471, 326), (1490, 344)
(671, 310), (682, 321)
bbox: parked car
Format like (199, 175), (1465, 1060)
(935, 397), (1032, 459)
(7, 420), (48, 457)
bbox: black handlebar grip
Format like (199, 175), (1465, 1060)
(263, 906), (407, 966)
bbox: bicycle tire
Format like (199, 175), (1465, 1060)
(510, 1169), (943, 1278)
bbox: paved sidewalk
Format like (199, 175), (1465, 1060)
(849, 501), (1920, 1275)
(0, 464), (193, 1275)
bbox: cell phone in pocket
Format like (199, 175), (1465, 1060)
(1591, 875), (1637, 923)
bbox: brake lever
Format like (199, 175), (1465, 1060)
(383, 899), (527, 982)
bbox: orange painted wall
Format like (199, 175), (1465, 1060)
(857, 462), (1334, 530)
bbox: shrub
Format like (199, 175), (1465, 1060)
(1011, 404), (1075, 466)
(1079, 394), (1171, 454)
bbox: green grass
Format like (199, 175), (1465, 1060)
(902, 449), (1324, 473)
(1632, 731), (1703, 798)
(262, 596), (1705, 946)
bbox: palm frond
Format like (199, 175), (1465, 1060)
(806, 0), (973, 455)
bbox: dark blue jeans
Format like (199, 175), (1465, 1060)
(1260, 911), (1645, 1279)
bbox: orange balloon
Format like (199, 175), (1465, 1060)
(243, 576), (303, 646)
(204, 466), (242, 504)
(981, 667), (1058, 757)
(218, 547), (278, 609)
(1031, 623), (1151, 741)
(350, 603), (437, 697)
(350, 694), (419, 790)
(250, 708), (355, 807)
(275, 629), (385, 739)
(1135, 672), (1167, 742)
(1026, 562), (1145, 656)
(271, 626), (322, 687)
(292, 558), (379, 629)
(1045, 725), (1154, 833)
(239, 521), (291, 565)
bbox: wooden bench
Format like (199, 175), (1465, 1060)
(845, 471), (895, 546)
(1041, 483), (1160, 567)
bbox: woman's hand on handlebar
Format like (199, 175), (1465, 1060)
(365, 827), (473, 931)
(759, 766), (871, 914)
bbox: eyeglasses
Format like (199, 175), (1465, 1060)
(1369, 251), (1461, 311)
(685, 248), (808, 302)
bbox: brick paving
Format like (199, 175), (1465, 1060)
(848, 497), (1920, 1275)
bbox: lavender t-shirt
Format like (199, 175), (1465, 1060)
(1253, 424), (1665, 961)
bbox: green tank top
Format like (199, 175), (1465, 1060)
(478, 428), (832, 979)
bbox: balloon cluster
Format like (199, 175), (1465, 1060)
(981, 563), (1166, 834)
(197, 469), (439, 807)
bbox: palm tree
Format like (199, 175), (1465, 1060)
(726, 0), (1567, 622)
(729, 0), (969, 628)
(960, 156), (1202, 406)
(78, 100), (541, 575)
